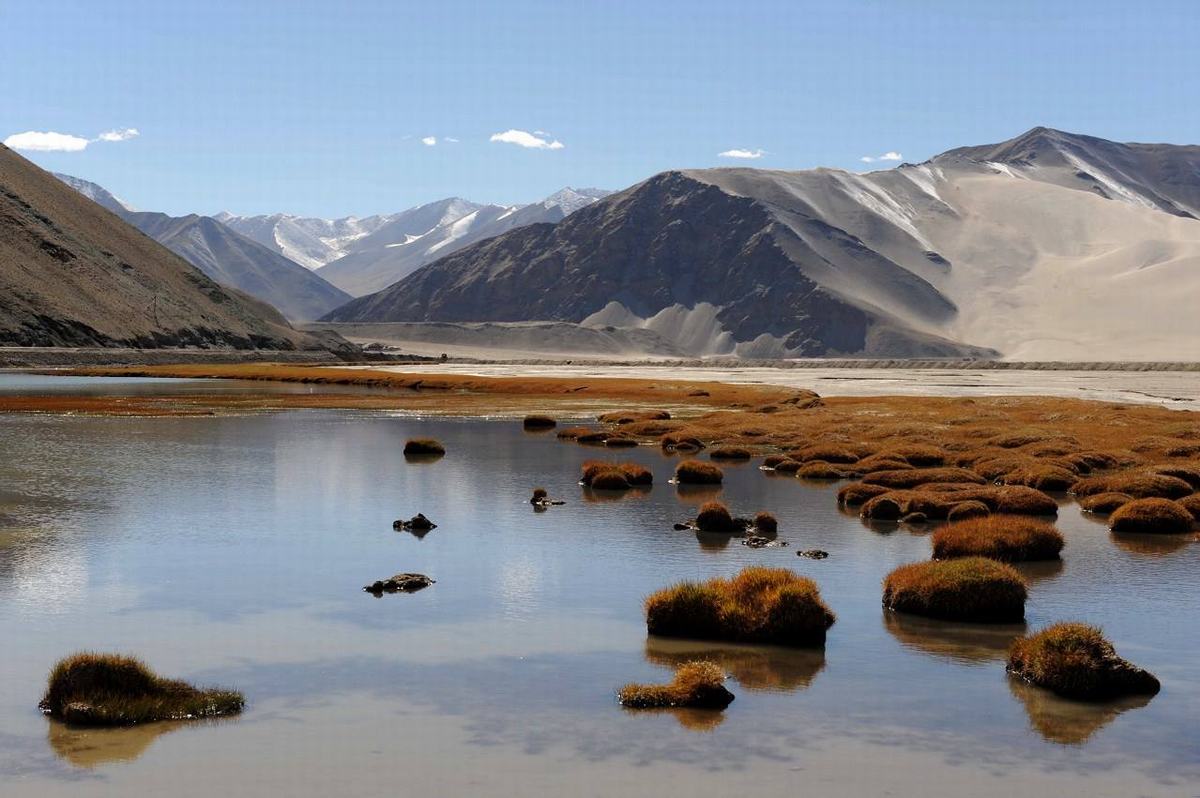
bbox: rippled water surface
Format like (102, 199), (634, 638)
(0, 377), (1197, 797)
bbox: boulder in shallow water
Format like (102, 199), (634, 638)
(393, 513), (437, 532)
(364, 573), (435, 595)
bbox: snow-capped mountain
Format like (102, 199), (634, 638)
(315, 188), (612, 296)
(214, 212), (397, 270)
(51, 173), (135, 214)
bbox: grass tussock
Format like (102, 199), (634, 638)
(753, 512), (778, 535)
(797, 462), (849, 480)
(1146, 463), (1200, 488)
(932, 517), (1065, 562)
(675, 460), (724, 485)
(709, 446), (753, 460)
(860, 485), (1058, 521)
(522, 415), (557, 430)
(946, 500), (990, 521)
(555, 425), (595, 440)
(403, 438), (445, 456)
(1109, 498), (1195, 534)
(581, 460), (653, 489)
(40, 653), (244, 726)
(793, 445), (860, 464)
(1007, 623), (1161, 700)
(862, 467), (986, 489)
(1178, 494), (1200, 521)
(877, 444), (946, 467)
(883, 558), (1028, 623)
(837, 482), (890, 507)
(1072, 473), (1193, 500)
(645, 567), (835, 647)
(695, 501), (741, 533)
(1079, 492), (1134, 515)
(617, 661), (733, 709)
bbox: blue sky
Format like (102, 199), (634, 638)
(4, 0), (1198, 217)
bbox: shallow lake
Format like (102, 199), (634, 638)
(0, 379), (1197, 796)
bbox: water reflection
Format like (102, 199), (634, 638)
(644, 636), (825, 692)
(672, 483), (724, 506)
(1007, 678), (1153, 745)
(1015, 558), (1065, 584)
(580, 486), (652, 504)
(883, 611), (1025, 665)
(1110, 531), (1195, 556)
(46, 719), (184, 768)
(620, 705), (727, 732)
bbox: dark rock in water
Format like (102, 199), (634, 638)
(901, 512), (928, 524)
(673, 522), (692, 531)
(364, 573), (435, 595)
(529, 489), (565, 508)
(798, 549), (829, 559)
(742, 535), (788, 548)
(393, 513), (437, 531)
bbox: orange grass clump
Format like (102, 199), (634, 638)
(617, 661), (734, 709)
(695, 501), (741, 533)
(883, 558), (1027, 623)
(1072, 473), (1193, 500)
(1108, 498), (1195, 534)
(1078, 492), (1134, 515)
(675, 460), (724, 485)
(522, 415), (557, 430)
(709, 446), (753, 460)
(1178, 494), (1200, 521)
(645, 567), (835, 647)
(932, 516), (1065, 562)
(1007, 623), (1160, 700)
(753, 512), (778, 535)
(581, 460), (653, 489)
(863, 467), (986, 489)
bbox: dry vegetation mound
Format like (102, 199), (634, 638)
(932, 517), (1064, 562)
(581, 460), (653, 489)
(675, 460), (724, 485)
(403, 438), (445, 456)
(645, 567), (835, 647)
(883, 558), (1027, 623)
(1007, 623), (1161, 700)
(40, 653), (244, 726)
(522, 415), (556, 430)
(695, 501), (741, 533)
(617, 661), (734, 709)
(1079, 492), (1135, 515)
(862, 468), (986, 489)
(1109, 498), (1195, 534)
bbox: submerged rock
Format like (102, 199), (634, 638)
(742, 535), (788, 548)
(798, 549), (830, 559)
(364, 573), (436, 595)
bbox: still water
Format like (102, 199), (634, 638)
(0, 381), (1197, 796)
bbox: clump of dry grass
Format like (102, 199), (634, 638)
(617, 661), (734, 709)
(878, 444), (946, 467)
(793, 444), (859, 464)
(604, 436), (639, 448)
(837, 482), (890, 507)
(998, 464), (1080, 492)
(932, 516), (1064, 562)
(661, 432), (706, 452)
(1072, 473), (1193, 500)
(522, 415), (556, 430)
(695, 501), (741, 533)
(860, 485), (1058, 521)
(555, 425), (595, 440)
(946, 500), (990, 521)
(709, 446), (753, 460)
(39, 653), (244, 726)
(753, 512), (778, 534)
(797, 462), (849, 480)
(645, 567), (835, 647)
(1109, 498), (1195, 534)
(581, 460), (653, 489)
(403, 438), (445, 455)
(883, 558), (1027, 623)
(1079, 492), (1134, 515)
(862, 468), (986, 489)
(771, 459), (803, 474)
(1007, 623), (1161, 700)
(1178, 495), (1200, 521)
(675, 460), (724, 485)
(1146, 463), (1200, 488)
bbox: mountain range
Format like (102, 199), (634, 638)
(0, 145), (311, 349)
(324, 128), (1200, 361)
(219, 187), (611, 296)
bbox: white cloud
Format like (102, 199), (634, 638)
(718, 148), (765, 159)
(3, 131), (91, 152)
(489, 129), (564, 150)
(422, 136), (438, 146)
(444, 137), (460, 143)
(96, 127), (139, 142)
(860, 150), (903, 163)
(4, 127), (140, 152)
